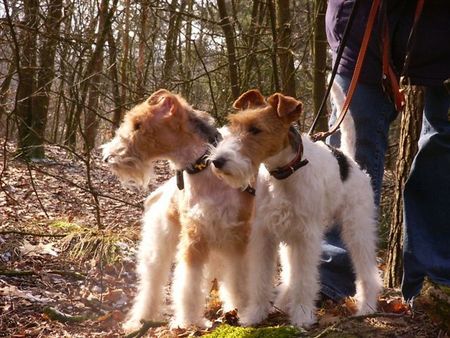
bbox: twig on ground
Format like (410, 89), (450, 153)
(0, 229), (67, 237)
(313, 312), (407, 338)
(26, 161), (49, 218)
(0, 269), (86, 280)
(124, 320), (168, 338)
(43, 306), (89, 323)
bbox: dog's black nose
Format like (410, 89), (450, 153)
(212, 157), (226, 169)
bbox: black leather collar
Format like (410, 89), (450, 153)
(175, 129), (255, 196)
(268, 126), (309, 180)
(176, 130), (221, 190)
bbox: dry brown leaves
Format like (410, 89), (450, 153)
(0, 139), (446, 337)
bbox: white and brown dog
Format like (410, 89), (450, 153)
(102, 89), (254, 330)
(210, 89), (382, 328)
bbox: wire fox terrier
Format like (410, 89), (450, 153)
(210, 88), (382, 328)
(102, 89), (254, 330)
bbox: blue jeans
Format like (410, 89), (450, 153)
(320, 74), (397, 300)
(402, 85), (450, 300)
(320, 74), (450, 301)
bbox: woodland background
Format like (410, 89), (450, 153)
(0, 0), (448, 337)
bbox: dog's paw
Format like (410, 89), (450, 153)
(274, 288), (290, 313)
(122, 318), (143, 333)
(356, 302), (377, 316)
(289, 305), (316, 328)
(239, 305), (269, 326)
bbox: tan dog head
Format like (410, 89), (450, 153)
(101, 89), (200, 187)
(210, 89), (303, 189)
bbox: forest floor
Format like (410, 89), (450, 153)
(1, 140), (449, 338)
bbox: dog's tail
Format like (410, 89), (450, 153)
(330, 82), (356, 158)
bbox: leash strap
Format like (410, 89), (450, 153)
(380, 0), (406, 112)
(400, 0), (425, 82)
(311, 0), (382, 142)
(308, 0), (360, 136)
(380, 0), (424, 112)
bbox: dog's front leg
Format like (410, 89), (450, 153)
(171, 233), (209, 328)
(282, 235), (322, 328)
(240, 226), (278, 326)
(218, 245), (248, 313)
(123, 212), (179, 332)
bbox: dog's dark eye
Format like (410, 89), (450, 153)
(248, 126), (262, 135)
(134, 122), (141, 131)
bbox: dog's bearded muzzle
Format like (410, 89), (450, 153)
(209, 153), (255, 190)
(101, 141), (154, 188)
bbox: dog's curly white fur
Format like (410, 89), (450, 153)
(102, 89), (253, 331)
(210, 88), (382, 328)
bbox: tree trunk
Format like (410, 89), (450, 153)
(136, 0), (149, 99)
(384, 85), (424, 288)
(15, 0), (39, 159)
(120, 0), (130, 111)
(161, 0), (186, 87)
(64, 0), (116, 150)
(84, 0), (117, 151)
(181, 0), (193, 98)
(276, 0), (296, 97)
(108, 26), (123, 132)
(217, 0), (240, 100)
(64, 55), (84, 148)
(0, 62), (15, 135)
(242, 0), (263, 90)
(267, 0), (280, 92)
(31, 0), (63, 158)
(312, 0), (327, 131)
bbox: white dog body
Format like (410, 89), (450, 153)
(102, 90), (252, 331)
(210, 89), (382, 328)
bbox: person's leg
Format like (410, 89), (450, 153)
(402, 84), (450, 301)
(320, 73), (397, 300)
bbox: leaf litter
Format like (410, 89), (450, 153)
(0, 139), (448, 337)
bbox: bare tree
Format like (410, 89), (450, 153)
(14, 0), (39, 158)
(65, 0), (118, 150)
(32, 0), (63, 158)
(312, 0), (327, 131)
(161, 0), (187, 87)
(384, 85), (424, 287)
(267, 0), (280, 92)
(217, 0), (240, 99)
(276, 0), (296, 97)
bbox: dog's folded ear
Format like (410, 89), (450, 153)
(233, 89), (266, 110)
(267, 93), (303, 123)
(146, 89), (185, 120)
(147, 89), (172, 106)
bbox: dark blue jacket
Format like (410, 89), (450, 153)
(326, 0), (450, 86)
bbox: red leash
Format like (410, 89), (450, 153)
(311, 0), (425, 142)
(311, 0), (382, 141)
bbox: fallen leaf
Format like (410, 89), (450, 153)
(20, 240), (59, 257)
(379, 298), (408, 314)
(318, 313), (340, 327)
(103, 288), (127, 306)
(0, 285), (51, 303)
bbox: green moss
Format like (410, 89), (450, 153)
(49, 219), (81, 231)
(204, 324), (303, 338)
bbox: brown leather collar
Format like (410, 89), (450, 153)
(269, 126), (308, 180)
